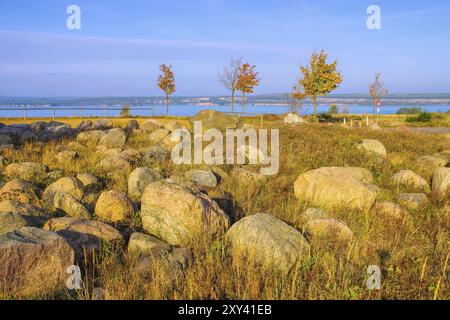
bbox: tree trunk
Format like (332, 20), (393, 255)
(166, 94), (170, 116)
(231, 89), (235, 114)
(313, 96), (317, 122)
(242, 92), (245, 114)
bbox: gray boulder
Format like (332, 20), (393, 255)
(128, 167), (163, 201)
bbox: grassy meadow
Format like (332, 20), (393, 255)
(1, 114), (448, 300)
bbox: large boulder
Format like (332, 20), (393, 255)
(226, 213), (310, 274)
(0, 133), (13, 145)
(76, 173), (102, 192)
(356, 139), (387, 159)
(56, 150), (79, 163)
(76, 120), (93, 131)
(304, 218), (354, 244)
(0, 227), (74, 297)
(141, 181), (230, 246)
(96, 155), (130, 172)
(92, 119), (113, 131)
(184, 170), (218, 188)
(284, 113), (308, 125)
(129, 233), (193, 278)
(44, 217), (122, 260)
(417, 156), (448, 172)
(148, 129), (170, 144)
(42, 177), (85, 210)
(76, 130), (106, 145)
(95, 190), (134, 223)
(0, 179), (40, 205)
(372, 201), (410, 221)
(99, 128), (127, 149)
(53, 192), (91, 219)
(398, 193), (428, 210)
(4, 162), (48, 183)
(294, 167), (377, 212)
(140, 120), (162, 133)
(0, 200), (44, 217)
(144, 144), (170, 162)
(391, 170), (431, 193)
(0, 212), (45, 235)
(128, 167), (162, 201)
(432, 168), (450, 200)
(191, 110), (241, 130)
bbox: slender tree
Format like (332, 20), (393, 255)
(291, 84), (307, 116)
(369, 72), (388, 114)
(218, 58), (242, 113)
(157, 64), (176, 115)
(297, 50), (343, 121)
(236, 63), (260, 113)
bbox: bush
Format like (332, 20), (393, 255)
(405, 112), (432, 123)
(328, 104), (338, 115)
(397, 107), (423, 115)
(120, 105), (131, 117)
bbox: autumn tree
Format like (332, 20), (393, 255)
(218, 58), (242, 113)
(297, 50), (343, 121)
(236, 63), (260, 113)
(157, 64), (176, 115)
(369, 72), (388, 114)
(291, 84), (307, 115)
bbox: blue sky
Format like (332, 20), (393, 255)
(1, 0), (450, 96)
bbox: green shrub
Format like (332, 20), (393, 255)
(405, 112), (432, 123)
(397, 107), (423, 115)
(120, 105), (131, 117)
(328, 104), (338, 115)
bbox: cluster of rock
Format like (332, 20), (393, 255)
(0, 113), (449, 298)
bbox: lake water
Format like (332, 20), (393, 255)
(1, 104), (449, 118)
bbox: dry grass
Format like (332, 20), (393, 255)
(1, 117), (449, 300)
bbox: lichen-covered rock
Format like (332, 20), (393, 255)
(0, 200), (44, 217)
(0, 227), (74, 297)
(391, 170), (431, 193)
(294, 167), (377, 212)
(372, 201), (410, 221)
(141, 181), (230, 246)
(191, 110), (241, 130)
(92, 119), (113, 130)
(284, 113), (308, 125)
(76, 130), (106, 145)
(129, 233), (192, 278)
(99, 128), (127, 149)
(303, 208), (329, 221)
(42, 177), (85, 211)
(56, 150), (79, 163)
(417, 155), (448, 172)
(226, 213), (310, 274)
(356, 139), (387, 158)
(4, 162), (48, 183)
(398, 193), (428, 210)
(128, 167), (162, 201)
(0, 179), (40, 205)
(148, 129), (170, 144)
(184, 170), (218, 188)
(95, 190), (134, 223)
(304, 218), (354, 244)
(140, 120), (162, 133)
(96, 155), (130, 172)
(53, 192), (91, 219)
(76, 173), (102, 192)
(144, 144), (170, 162)
(0, 212), (46, 235)
(432, 168), (450, 200)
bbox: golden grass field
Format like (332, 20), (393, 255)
(1, 114), (449, 300)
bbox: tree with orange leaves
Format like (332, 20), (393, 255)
(297, 50), (343, 121)
(236, 63), (260, 113)
(291, 83), (307, 115)
(157, 64), (176, 115)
